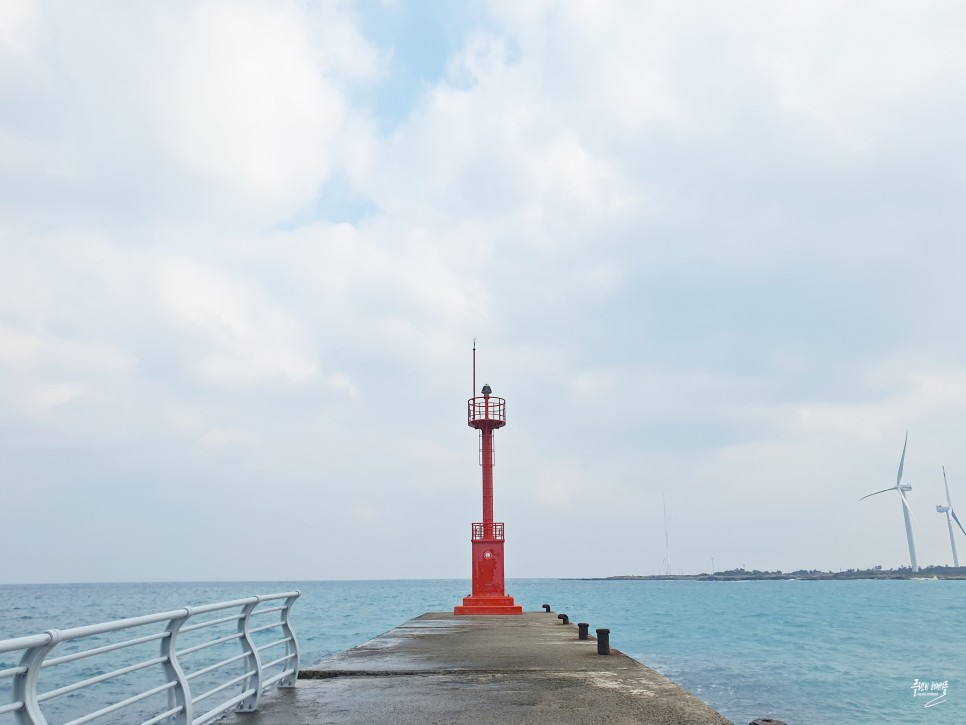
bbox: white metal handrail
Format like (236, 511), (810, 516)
(0, 592), (300, 725)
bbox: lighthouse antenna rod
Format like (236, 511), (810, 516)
(472, 339), (477, 398)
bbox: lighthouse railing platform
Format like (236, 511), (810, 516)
(467, 396), (506, 425)
(0, 591), (300, 725)
(471, 522), (505, 540)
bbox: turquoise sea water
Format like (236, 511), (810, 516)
(0, 578), (963, 724)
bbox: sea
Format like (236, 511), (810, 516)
(0, 578), (962, 724)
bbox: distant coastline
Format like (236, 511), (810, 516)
(581, 565), (966, 581)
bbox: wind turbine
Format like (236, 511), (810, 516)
(936, 466), (966, 567)
(860, 431), (919, 573)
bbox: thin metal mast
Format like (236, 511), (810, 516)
(663, 495), (671, 576)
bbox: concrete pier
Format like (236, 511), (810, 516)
(220, 611), (733, 724)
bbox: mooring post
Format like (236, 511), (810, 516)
(596, 628), (610, 655)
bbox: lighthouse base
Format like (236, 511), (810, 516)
(454, 535), (522, 615)
(454, 595), (523, 615)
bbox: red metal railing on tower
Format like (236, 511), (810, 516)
(471, 522), (505, 541)
(467, 396), (506, 426)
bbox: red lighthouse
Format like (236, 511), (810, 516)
(454, 347), (522, 615)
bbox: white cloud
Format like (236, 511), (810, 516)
(164, 403), (204, 436)
(768, 2), (966, 149)
(0, 0), (40, 58)
(533, 464), (586, 508)
(152, 2), (347, 220)
(0, 0), (382, 225)
(199, 426), (257, 448)
(159, 257), (318, 384)
(32, 382), (86, 411)
(0, 322), (137, 378)
(795, 367), (966, 439)
(0, 322), (40, 365)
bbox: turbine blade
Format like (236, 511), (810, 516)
(952, 509), (966, 538)
(944, 467), (953, 508)
(898, 487), (922, 532)
(860, 487), (894, 501)
(896, 431), (908, 486)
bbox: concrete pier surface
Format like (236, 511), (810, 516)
(220, 611), (733, 725)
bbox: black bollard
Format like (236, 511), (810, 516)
(596, 628), (610, 655)
(557, 613), (569, 625)
(749, 720), (787, 725)
(577, 623), (589, 640)
(542, 604), (551, 613)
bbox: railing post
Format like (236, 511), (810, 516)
(277, 593), (301, 688)
(161, 608), (192, 725)
(235, 598), (263, 712)
(12, 630), (59, 725)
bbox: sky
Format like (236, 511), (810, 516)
(2, 0), (966, 584)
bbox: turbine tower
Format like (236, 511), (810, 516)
(936, 466), (966, 567)
(860, 431), (919, 573)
